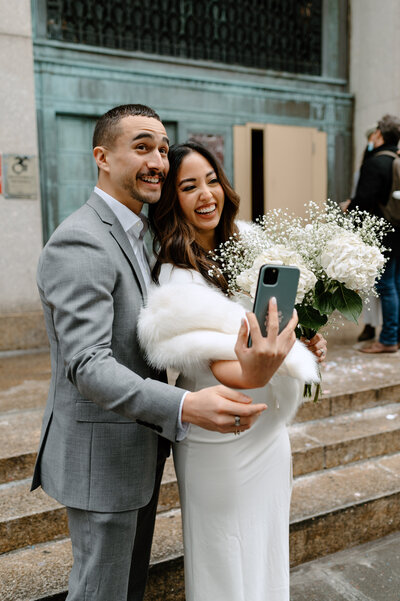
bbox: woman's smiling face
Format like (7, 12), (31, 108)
(176, 151), (225, 247)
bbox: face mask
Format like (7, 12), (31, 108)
(367, 141), (374, 151)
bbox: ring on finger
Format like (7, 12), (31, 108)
(234, 415), (241, 427)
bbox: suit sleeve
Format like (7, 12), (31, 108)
(37, 227), (184, 441)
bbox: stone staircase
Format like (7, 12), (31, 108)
(1, 346), (400, 601)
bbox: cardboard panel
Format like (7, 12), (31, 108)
(264, 123), (314, 217)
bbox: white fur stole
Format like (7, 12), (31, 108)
(138, 271), (319, 384)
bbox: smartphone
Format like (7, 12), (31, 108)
(248, 264), (299, 347)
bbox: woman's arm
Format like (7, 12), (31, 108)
(211, 304), (298, 389)
(210, 359), (259, 389)
(211, 328), (327, 388)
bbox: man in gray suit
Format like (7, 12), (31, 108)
(32, 104), (274, 601)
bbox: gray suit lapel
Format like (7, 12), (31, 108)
(87, 192), (148, 300)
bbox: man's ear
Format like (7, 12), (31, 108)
(93, 146), (110, 173)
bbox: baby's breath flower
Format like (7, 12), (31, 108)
(211, 201), (389, 328)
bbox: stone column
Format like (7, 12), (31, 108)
(0, 0), (47, 350)
(349, 0), (400, 171)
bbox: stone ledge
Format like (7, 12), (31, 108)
(0, 409), (42, 483)
(0, 312), (48, 352)
(295, 383), (400, 423)
(0, 457), (180, 552)
(0, 509), (184, 601)
(290, 402), (400, 476)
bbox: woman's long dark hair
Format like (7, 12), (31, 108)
(149, 141), (240, 292)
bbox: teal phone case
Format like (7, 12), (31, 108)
(248, 264), (300, 346)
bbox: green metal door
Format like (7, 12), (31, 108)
(55, 114), (98, 226)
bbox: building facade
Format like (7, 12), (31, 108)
(33, 0), (351, 240)
(1, 0), (363, 349)
(349, 0), (400, 170)
(0, 0), (44, 349)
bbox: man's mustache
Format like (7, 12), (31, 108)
(137, 171), (166, 182)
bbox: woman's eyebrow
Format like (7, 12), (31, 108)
(178, 177), (196, 186)
(178, 171), (215, 186)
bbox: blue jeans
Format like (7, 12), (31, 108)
(376, 256), (400, 346)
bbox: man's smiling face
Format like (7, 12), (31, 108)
(97, 115), (170, 212)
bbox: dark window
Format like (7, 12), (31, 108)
(46, 0), (322, 75)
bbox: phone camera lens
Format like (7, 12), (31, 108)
(263, 267), (278, 285)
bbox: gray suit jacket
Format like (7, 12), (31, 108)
(32, 193), (185, 512)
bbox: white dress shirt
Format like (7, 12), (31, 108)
(94, 187), (151, 288)
(94, 187), (188, 440)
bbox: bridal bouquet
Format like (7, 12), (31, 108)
(210, 201), (391, 399)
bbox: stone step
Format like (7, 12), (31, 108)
(295, 382), (400, 423)
(2, 452), (400, 600)
(0, 481), (68, 555)
(0, 350), (50, 414)
(0, 406), (180, 505)
(1, 376), (399, 424)
(158, 456), (180, 513)
(317, 342), (400, 396)
(0, 538), (72, 601)
(0, 509), (184, 601)
(3, 397), (399, 491)
(0, 454), (180, 554)
(1, 346), (400, 419)
(290, 401), (400, 476)
(0, 409), (43, 484)
(290, 452), (400, 565)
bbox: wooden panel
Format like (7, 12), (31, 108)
(264, 124), (312, 217)
(264, 123), (327, 218)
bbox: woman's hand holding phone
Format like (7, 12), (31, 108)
(234, 297), (298, 389)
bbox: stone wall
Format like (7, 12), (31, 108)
(349, 0), (400, 178)
(0, 0), (47, 348)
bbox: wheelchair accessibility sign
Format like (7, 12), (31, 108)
(2, 154), (38, 199)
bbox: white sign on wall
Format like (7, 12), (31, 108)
(2, 155), (38, 199)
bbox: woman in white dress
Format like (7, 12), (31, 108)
(138, 141), (325, 601)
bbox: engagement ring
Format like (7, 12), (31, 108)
(234, 416), (241, 427)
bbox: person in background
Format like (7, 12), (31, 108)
(352, 125), (382, 342)
(342, 114), (400, 353)
(350, 124), (377, 199)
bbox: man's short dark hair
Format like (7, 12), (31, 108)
(377, 114), (400, 146)
(92, 104), (162, 149)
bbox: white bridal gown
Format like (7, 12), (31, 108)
(141, 264), (317, 601)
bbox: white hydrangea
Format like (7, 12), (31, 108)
(236, 245), (317, 304)
(320, 232), (385, 292)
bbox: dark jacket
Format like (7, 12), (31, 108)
(348, 143), (400, 257)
